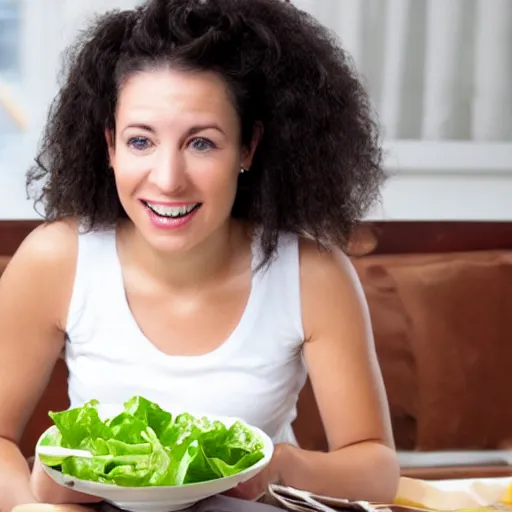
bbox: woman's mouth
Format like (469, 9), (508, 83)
(141, 200), (202, 230)
(142, 200), (201, 218)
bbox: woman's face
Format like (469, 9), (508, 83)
(108, 68), (257, 254)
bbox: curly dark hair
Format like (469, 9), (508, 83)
(27, 0), (385, 266)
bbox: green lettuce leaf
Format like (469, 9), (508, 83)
(40, 396), (266, 487)
(123, 396), (173, 438)
(107, 412), (148, 445)
(49, 399), (112, 450)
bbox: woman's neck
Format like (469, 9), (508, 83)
(117, 219), (252, 290)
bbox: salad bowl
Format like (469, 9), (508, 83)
(35, 398), (274, 512)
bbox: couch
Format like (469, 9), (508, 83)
(2, 220), (512, 480)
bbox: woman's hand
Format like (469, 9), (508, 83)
(30, 457), (103, 505)
(224, 444), (289, 501)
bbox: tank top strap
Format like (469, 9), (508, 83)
(278, 232), (303, 341)
(253, 231), (304, 351)
(66, 227), (117, 334)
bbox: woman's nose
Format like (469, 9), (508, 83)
(147, 151), (188, 194)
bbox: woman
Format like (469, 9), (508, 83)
(0, 0), (399, 509)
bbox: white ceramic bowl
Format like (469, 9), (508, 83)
(36, 404), (274, 512)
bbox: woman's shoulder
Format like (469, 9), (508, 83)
(0, 218), (81, 332)
(2, 218), (80, 298)
(298, 236), (357, 283)
(263, 230), (358, 286)
(298, 236), (367, 330)
(12, 218), (79, 268)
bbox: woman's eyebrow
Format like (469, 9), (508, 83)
(124, 123), (155, 133)
(123, 123), (226, 136)
(187, 124), (226, 136)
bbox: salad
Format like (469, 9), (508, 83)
(38, 396), (265, 487)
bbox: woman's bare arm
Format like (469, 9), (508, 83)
(0, 221), (86, 510)
(276, 239), (399, 502)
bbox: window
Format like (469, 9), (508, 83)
(0, 0), (20, 77)
(0, 0), (22, 150)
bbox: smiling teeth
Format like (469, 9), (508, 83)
(145, 202), (198, 218)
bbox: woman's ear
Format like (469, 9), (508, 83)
(241, 122), (263, 169)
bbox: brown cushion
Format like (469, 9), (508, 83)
(294, 377), (328, 452)
(387, 251), (512, 451)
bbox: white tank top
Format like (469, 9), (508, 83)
(65, 228), (308, 445)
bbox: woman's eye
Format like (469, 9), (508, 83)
(128, 137), (152, 151)
(189, 137), (215, 152)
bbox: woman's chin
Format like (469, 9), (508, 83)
(143, 230), (203, 256)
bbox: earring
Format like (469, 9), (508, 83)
(240, 167), (249, 174)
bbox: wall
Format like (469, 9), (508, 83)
(0, 0), (511, 221)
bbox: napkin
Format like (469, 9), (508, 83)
(266, 484), (384, 512)
(394, 476), (512, 511)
